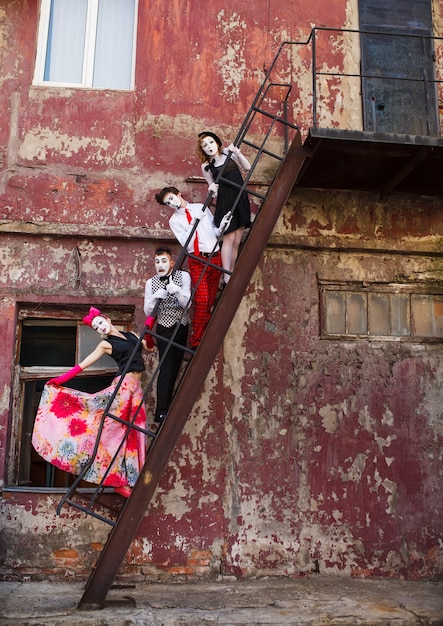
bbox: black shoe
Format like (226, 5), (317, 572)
(154, 412), (167, 424)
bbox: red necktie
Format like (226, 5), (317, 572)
(185, 208), (200, 256)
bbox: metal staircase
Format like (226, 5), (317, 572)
(56, 55), (310, 609)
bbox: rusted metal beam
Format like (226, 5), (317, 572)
(78, 131), (305, 610)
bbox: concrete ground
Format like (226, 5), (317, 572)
(0, 576), (442, 625)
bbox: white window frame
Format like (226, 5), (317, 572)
(33, 0), (138, 90)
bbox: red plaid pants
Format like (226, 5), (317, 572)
(188, 252), (222, 348)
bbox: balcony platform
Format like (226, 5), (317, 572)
(296, 128), (443, 198)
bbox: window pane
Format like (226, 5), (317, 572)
(20, 322), (77, 366)
(93, 0), (135, 89)
(411, 295), (434, 336)
(347, 292), (367, 334)
(368, 293), (389, 335)
(433, 296), (443, 337)
(78, 325), (117, 369)
(390, 294), (410, 336)
(44, 0), (88, 83)
(324, 292), (346, 334)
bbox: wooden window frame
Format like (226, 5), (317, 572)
(320, 281), (443, 342)
(5, 305), (135, 489)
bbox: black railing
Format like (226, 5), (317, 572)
(251, 27), (443, 135)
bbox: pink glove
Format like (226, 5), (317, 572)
(145, 316), (155, 329)
(144, 316), (155, 349)
(47, 364), (83, 386)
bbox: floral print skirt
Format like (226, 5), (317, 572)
(32, 373), (147, 488)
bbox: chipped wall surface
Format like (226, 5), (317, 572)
(1, 0), (443, 582)
(219, 239), (443, 578)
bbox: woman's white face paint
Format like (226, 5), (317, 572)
(201, 136), (219, 157)
(91, 315), (111, 335)
(155, 255), (172, 277)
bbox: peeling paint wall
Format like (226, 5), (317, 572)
(1, 0), (443, 582)
(219, 230), (443, 578)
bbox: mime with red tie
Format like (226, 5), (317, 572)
(155, 186), (232, 350)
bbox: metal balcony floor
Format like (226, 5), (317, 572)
(296, 128), (443, 198)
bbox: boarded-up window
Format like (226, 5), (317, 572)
(321, 284), (443, 341)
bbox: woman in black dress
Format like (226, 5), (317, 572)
(197, 131), (251, 285)
(32, 307), (150, 498)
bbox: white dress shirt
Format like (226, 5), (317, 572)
(169, 202), (220, 254)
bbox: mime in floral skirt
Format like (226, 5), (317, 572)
(32, 306), (152, 498)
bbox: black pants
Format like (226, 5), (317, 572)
(155, 322), (188, 421)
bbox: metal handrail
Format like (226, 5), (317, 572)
(245, 26), (443, 133)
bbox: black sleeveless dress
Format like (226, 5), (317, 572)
(106, 332), (145, 376)
(205, 157), (251, 234)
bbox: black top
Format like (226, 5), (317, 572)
(205, 157), (251, 233)
(106, 332), (145, 376)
